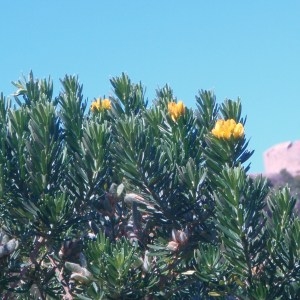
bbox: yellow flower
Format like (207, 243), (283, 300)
(168, 101), (185, 121)
(101, 98), (112, 110)
(232, 122), (244, 139)
(211, 119), (244, 139)
(90, 99), (101, 112)
(90, 98), (111, 112)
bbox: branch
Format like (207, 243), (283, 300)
(48, 255), (73, 300)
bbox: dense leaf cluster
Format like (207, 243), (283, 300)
(0, 72), (299, 299)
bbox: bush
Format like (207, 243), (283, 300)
(0, 72), (299, 299)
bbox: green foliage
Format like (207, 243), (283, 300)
(0, 72), (299, 299)
(269, 169), (300, 214)
(72, 231), (157, 299)
(110, 72), (147, 116)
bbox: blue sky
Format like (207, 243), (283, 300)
(1, 1), (300, 174)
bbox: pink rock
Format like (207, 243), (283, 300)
(264, 141), (300, 177)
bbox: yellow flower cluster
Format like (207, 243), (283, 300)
(211, 119), (244, 139)
(90, 98), (111, 112)
(168, 101), (185, 121)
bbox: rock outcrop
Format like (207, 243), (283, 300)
(262, 141), (300, 214)
(264, 141), (300, 177)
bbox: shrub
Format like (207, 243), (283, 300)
(0, 72), (299, 299)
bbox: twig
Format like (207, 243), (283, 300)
(48, 254), (73, 300)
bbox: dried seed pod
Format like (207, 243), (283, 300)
(167, 229), (189, 251)
(166, 241), (179, 251)
(65, 262), (92, 278)
(70, 273), (92, 284)
(0, 232), (10, 245)
(171, 229), (188, 245)
(0, 238), (18, 258)
(177, 230), (188, 244)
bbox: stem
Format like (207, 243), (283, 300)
(3, 236), (45, 299)
(48, 255), (73, 300)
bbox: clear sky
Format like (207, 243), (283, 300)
(1, 1), (300, 174)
